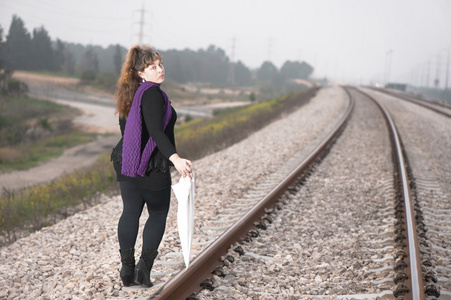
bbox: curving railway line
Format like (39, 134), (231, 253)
(147, 89), (355, 299)
(361, 87), (451, 299)
(137, 86), (451, 300)
(370, 87), (451, 119)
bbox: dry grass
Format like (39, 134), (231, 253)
(0, 147), (21, 162)
(0, 153), (118, 245)
(176, 87), (319, 160)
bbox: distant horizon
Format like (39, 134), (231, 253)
(2, 14), (316, 75)
(1, 0), (450, 87)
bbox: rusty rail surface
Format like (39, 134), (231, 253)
(354, 88), (425, 300)
(148, 87), (355, 299)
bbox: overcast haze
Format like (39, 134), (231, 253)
(1, 0), (450, 87)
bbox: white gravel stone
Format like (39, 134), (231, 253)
(197, 89), (398, 299)
(363, 87), (451, 296)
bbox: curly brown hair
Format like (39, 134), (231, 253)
(115, 45), (162, 117)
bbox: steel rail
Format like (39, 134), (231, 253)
(148, 87), (355, 300)
(371, 87), (451, 118)
(354, 88), (425, 300)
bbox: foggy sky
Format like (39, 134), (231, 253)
(1, 0), (450, 87)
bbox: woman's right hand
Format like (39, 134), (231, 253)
(169, 153), (193, 179)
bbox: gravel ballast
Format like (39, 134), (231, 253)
(364, 88), (451, 298)
(196, 88), (398, 299)
(0, 87), (348, 300)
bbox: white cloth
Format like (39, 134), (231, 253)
(171, 173), (195, 269)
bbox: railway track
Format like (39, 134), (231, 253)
(141, 89), (356, 299)
(116, 84), (450, 300)
(370, 87), (451, 118)
(191, 86), (433, 299)
(354, 88), (426, 299)
(1, 84), (446, 299)
(361, 87), (451, 299)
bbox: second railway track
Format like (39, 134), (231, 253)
(370, 87), (451, 119)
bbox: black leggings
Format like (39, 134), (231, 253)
(118, 181), (171, 250)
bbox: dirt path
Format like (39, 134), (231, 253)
(1, 72), (250, 194)
(1, 72), (121, 194)
(0, 135), (120, 194)
(13, 71), (113, 97)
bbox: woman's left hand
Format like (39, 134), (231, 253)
(169, 153), (193, 179)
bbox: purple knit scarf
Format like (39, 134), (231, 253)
(121, 82), (172, 177)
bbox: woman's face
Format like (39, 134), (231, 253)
(139, 59), (165, 84)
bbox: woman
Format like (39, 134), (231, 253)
(112, 44), (192, 287)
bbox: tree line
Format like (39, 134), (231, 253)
(0, 15), (314, 88)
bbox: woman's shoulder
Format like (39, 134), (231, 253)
(144, 84), (162, 94)
(142, 85), (164, 103)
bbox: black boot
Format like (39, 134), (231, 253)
(119, 248), (135, 286)
(134, 248), (158, 287)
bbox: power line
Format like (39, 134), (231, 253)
(0, 1), (130, 38)
(134, 3), (152, 45)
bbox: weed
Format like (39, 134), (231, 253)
(0, 153), (118, 245)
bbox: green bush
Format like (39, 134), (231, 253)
(176, 87), (319, 160)
(0, 130), (100, 172)
(81, 70), (96, 81)
(0, 95), (91, 170)
(0, 79), (29, 96)
(0, 153), (117, 244)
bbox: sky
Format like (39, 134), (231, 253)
(1, 0), (451, 87)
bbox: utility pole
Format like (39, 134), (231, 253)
(388, 50), (393, 84)
(421, 62), (426, 88)
(385, 49), (393, 85)
(136, 3), (150, 45)
(434, 51), (441, 89)
(411, 66), (418, 87)
(417, 65), (421, 87)
(227, 36), (236, 86)
(446, 46), (450, 91)
(138, 3), (144, 44)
